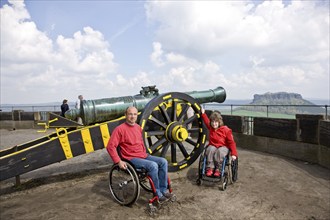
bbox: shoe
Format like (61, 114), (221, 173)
(214, 169), (221, 177)
(163, 192), (173, 199)
(158, 196), (168, 202)
(206, 168), (213, 177)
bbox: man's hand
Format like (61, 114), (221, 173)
(118, 160), (127, 169)
(201, 107), (205, 114)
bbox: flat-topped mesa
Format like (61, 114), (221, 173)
(65, 86), (226, 125)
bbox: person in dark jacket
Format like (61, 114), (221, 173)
(60, 99), (69, 117)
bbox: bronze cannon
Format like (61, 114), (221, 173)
(0, 86), (226, 181)
(65, 85), (226, 125)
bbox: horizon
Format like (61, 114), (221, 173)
(1, 97), (329, 106)
(1, 89), (329, 105)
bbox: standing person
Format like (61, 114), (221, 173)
(106, 106), (173, 202)
(75, 95), (83, 124)
(201, 108), (238, 177)
(60, 99), (69, 117)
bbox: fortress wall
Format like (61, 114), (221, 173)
(296, 114), (324, 144)
(253, 118), (297, 141)
(234, 133), (330, 169)
(320, 120), (330, 147)
(0, 120), (36, 129)
(1, 111), (329, 169)
(206, 110), (329, 169)
(0, 111), (62, 129)
(19, 112), (35, 120)
(0, 112), (13, 120)
(220, 115), (246, 133)
(222, 113), (329, 148)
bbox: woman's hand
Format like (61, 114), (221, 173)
(232, 155), (237, 161)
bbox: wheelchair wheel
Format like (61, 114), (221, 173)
(231, 158), (238, 182)
(198, 149), (206, 179)
(196, 152), (205, 185)
(147, 203), (158, 216)
(140, 175), (153, 193)
(196, 178), (202, 186)
(170, 194), (177, 202)
(109, 163), (140, 206)
(219, 174), (228, 191)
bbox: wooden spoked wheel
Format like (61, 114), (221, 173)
(139, 92), (207, 172)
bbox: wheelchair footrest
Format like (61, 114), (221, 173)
(201, 176), (222, 182)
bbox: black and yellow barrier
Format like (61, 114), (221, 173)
(0, 116), (125, 181)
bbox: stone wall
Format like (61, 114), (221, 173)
(221, 113), (329, 148)
(234, 133), (330, 169)
(205, 111), (330, 169)
(1, 110), (329, 168)
(0, 111), (61, 129)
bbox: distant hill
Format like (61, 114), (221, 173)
(239, 92), (325, 115)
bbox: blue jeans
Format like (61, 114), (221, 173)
(130, 155), (168, 198)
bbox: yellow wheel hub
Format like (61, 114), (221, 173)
(171, 125), (189, 142)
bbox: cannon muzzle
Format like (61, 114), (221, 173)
(65, 86), (226, 125)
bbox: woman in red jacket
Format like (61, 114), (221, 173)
(201, 108), (238, 177)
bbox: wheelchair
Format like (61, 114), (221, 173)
(108, 159), (176, 215)
(196, 147), (238, 191)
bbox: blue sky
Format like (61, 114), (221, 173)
(1, 0), (329, 104)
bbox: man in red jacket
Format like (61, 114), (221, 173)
(201, 108), (238, 177)
(107, 106), (173, 202)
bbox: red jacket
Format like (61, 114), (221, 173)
(106, 122), (148, 164)
(201, 113), (238, 157)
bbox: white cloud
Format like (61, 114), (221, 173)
(150, 42), (164, 67)
(1, 1), (53, 64)
(56, 27), (117, 73)
(1, 1), (119, 103)
(0, 0), (329, 105)
(145, 0), (329, 100)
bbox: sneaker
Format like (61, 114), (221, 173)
(158, 196), (168, 202)
(163, 192), (173, 199)
(206, 168), (213, 177)
(214, 169), (221, 177)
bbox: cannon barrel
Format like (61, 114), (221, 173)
(65, 86), (226, 125)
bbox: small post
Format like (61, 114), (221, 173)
(325, 105), (328, 120)
(15, 175), (21, 186)
(14, 145), (21, 187)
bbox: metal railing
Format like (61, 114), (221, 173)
(203, 104), (329, 135)
(0, 105), (76, 113)
(203, 104), (329, 120)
